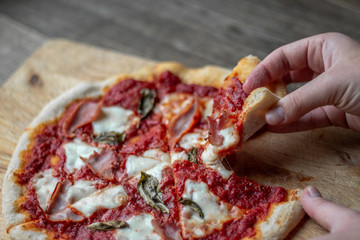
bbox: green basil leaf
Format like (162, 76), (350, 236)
(94, 131), (126, 145)
(87, 220), (129, 231)
(138, 88), (156, 119)
(179, 197), (204, 218)
(137, 171), (169, 213)
(187, 147), (198, 164)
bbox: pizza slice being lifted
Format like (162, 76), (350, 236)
(2, 55), (304, 240)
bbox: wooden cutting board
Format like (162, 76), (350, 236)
(1, 39), (360, 239)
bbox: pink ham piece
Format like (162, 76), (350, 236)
(81, 149), (118, 181)
(47, 180), (71, 215)
(168, 97), (201, 148)
(46, 180), (85, 222)
(62, 99), (102, 137)
(208, 111), (231, 146)
(49, 207), (85, 222)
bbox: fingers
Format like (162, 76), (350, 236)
(265, 71), (340, 125)
(282, 67), (319, 84)
(301, 186), (359, 233)
(307, 233), (344, 240)
(244, 35), (326, 93)
(266, 106), (349, 133)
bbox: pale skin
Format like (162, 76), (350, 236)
(244, 32), (360, 240)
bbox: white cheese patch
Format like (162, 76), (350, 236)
(170, 151), (188, 163)
(201, 126), (239, 165)
(116, 213), (161, 240)
(65, 180), (98, 204)
(72, 185), (127, 217)
(64, 139), (101, 172)
(201, 98), (214, 120)
(126, 156), (159, 176)
(209, 162), (233, 179)
(92, 106), (140, 135)
(32, 169), (58, 211)
(180, 180), (242, 238)
(142, 149), (171, 162)
(182, 180), (229, 222)
(125, 149), (171, 182)
(179, 129), (208, 150)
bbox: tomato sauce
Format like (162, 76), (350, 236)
(198, 205), (269, 240)
(15, 71), (285, 239)
(174, 160), (286, 210)
(212, 76), (247, 114)
(157, 71), (218, 98)
(15, 72), (219, 239)
(103, 79), (155, 111)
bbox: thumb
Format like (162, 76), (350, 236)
(301, 186), (357, 233)
(265, 70), (343, 126)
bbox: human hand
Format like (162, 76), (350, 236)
(301, 186), (360, 240)
(243, 32), (360, 133)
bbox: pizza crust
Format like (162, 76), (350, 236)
(227, 55), (287, 141)
(257, 190), (304, 240)
(155, 62), (230, 88)
(2, 132), (31, 229)
(9, 221), (48, 240)
(241, 87), (281, 141)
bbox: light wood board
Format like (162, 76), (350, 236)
(1, 40), (360, 239)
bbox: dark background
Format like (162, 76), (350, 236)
(0, 0), (359, 85)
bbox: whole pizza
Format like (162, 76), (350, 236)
(2, 56), (304, 239)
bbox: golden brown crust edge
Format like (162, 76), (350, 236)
(257, 190), (305, 240)
(233, 55), (287, 141)
(9, 221), (50, 240)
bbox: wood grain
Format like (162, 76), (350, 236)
(0, 15), (47, 85)
(0, 0), (359, 85)
(1, 40), (360, 239)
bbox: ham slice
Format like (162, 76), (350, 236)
(168, 97), (201, 148)
(81, 149), (118, 181)
(49, 207), (85, 222)
(47, 180), (71, 214)
(62, 100), (102, 137)
(208, 112), (228, 146)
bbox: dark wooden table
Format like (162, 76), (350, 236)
(0, 0), (360, 86)
(1, 1), (360, 239)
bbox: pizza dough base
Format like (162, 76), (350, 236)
(3, 57), (303, 240)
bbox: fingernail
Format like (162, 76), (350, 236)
(307, 186), (322, 198)
(265, 106), (285, 125)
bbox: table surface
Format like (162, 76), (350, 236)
(1, 1), (360, 239)
(0, 0), (360, 86)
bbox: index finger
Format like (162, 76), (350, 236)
(243, 35), (325, 94)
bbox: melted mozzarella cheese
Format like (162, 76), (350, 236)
(72, 185), (127, 217)
(32, 169), (58, 211)
(201, 98), (214, 120)
(64, 139), (101, 172)
(116, 214), (161, 240)
(170, 151), (188, 163)
(201, 126), (239, 165)
(65, 180), (98, 204)
(180, 180), (242, 238)
(92, 106), (139, 135)
(179, 130), (208, 150)
(125, 149), (170, 181)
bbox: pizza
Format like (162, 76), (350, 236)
(2, 55), (304, 240)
